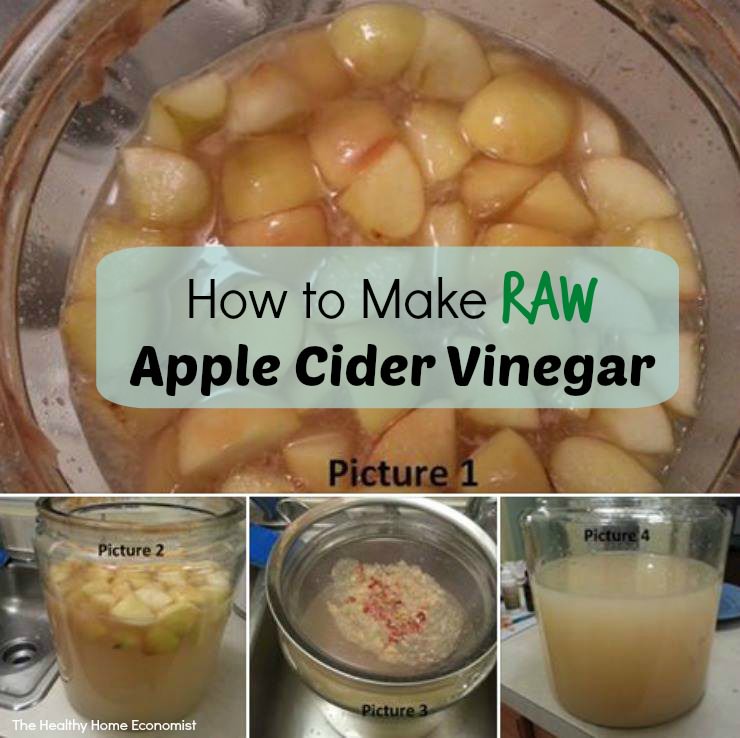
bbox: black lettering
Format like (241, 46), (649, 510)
(630, 354), (655, 384)
(253, 354), (280, 385)
(129, 346), (163, 387)
(363, 278), (399, 318)
(447, 345), (480, 386)
(410, 354), (435, 385)
(220, 289), (248, 319)
(201, 354), (232, 396)
(533, 355), (560, 385)
(564, 355), (594, 396)
(329, 459), (349, 486)
(499, 354), (529, 386)
(189, 278), (216, 318)
(295, 346), (327, 386)
(459, 291), (486, 319)
(166, 354), (197, 396)
(597, 356), (628, 387)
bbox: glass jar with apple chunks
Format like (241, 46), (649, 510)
(43, 558), (232, 721)
(62, 2), (704, 493)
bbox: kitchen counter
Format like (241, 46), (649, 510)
(0, 610), (246, 738)
(502, 619), (740, 738)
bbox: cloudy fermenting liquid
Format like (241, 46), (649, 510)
(534, 552), (720, 727)
(61, 3), (703, 493)
(43, 558), (231, 721)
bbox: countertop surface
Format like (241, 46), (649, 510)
(502, 619), (740, 738)
(0, 610), (246, 738)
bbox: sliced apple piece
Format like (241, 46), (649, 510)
(86, 565), (114, 581)
(89, 593), (116, 612)
(111, 580), (134, 601)
(465, 407), (540, 432)
(460, 158), (542, 219)
(467, 429), (551, 493)
(549, 436), (662, 493)
(634, 452), (666, 475)
(73, 614), (108, 641)
(509, 171), (596, 236)
(196, 584), (231, 607)
(159, 71), (228, 141)
(366, 408), (455, 490)
(572, 98), (622, 158)
(222, 134), (320, 221)
(143, 100), (184, 151)
(49, 563), (73, 591)
(177, 408), (300, 477)
(226, 63), (312, 137)
(460, 71), (575, 165)
(143, 625), (180, 655)
(404, 11), (490, 103)
(120, 571), (152, 589)
(355, 408), (406, 436)
(219, 468), (295, 493)
(121, 147), (211, 226)
(157, 570), (187, 589)
(111, 594), (156, 625)
(632, 218), (701, 300)
(80, 579), (112, 597)
(308, 98), (396, 190)
(158, 601), (200, 637)
(582, 157), (679, 229)
(72, 219), (182, 301)
(111, 631), (142, 651)
(588, 406), (674, 454)
(135, 586), (173, 612)
(338, 141), (425, 239)
(666, 332), (700, 417)
(61, 300), (96, 376)
(402, 101), (472, 183)
(479, 223), (574, 247)
(142, 425), (179, 493)
(328, 4), (424, 85)
(559, 407), (591, 421)
(414, 202), (474, 246)
(205, 570), (230, 590)
(284, 431), (352, 491)
(275, 28), (352, 99)
(110, 405), (179, 440)
(224, 205), (328, 246)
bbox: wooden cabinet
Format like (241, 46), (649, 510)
(502, 703), (556, 738)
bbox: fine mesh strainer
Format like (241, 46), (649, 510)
(266, 496), (497, 714)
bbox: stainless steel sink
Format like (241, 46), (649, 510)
(250, 568), (497, 738)
(0, 559), (58, 710)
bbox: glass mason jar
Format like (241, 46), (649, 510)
(0, 0), (737, 493)
(33, 496), (245, 722)
(521, 497), (731, 728)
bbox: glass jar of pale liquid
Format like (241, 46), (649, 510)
(34, 497), (245, 722)
(521, 498), (731, 728)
